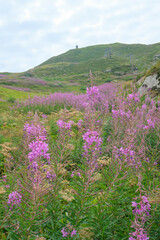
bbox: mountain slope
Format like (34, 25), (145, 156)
(0, 42), (160, 93)
(38, 42), (160, 67)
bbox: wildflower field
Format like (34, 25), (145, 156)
(0, 82), (160, 239)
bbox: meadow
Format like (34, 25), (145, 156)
(0, 82), (160, 239)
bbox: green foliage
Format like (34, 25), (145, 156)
(7, 97), (16, 103)
(145, 60), (160, 77)
(50, 120), (59, 139)
(102, 117), (113, 144)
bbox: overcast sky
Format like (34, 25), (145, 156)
(0, 0), (160, 72)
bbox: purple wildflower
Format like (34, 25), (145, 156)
(3, 175), (7, 182)
(24, 123), (47, 141)
(129, 195), (150, 240)
(8, 191), (22, 208)
(46, 171), (56, 180)
(82, 130), (102, 151)
(147, 119), (155, 129)
(71, 229), (77, 237)
(42, 114), (47, 119)
(61, 224), (77, 238)
(77, 119), (83, 127)
(87, 86), (100, 101)
(71, 171), (75, 177)
(57, 120), (73, 131)
(127, 93), (140, 103)
(61, 227), (68, 237)
(28, 140), (50, 162)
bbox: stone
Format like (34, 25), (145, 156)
(138, 74), (160, 96)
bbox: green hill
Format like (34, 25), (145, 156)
(32, 42), (160, 83)
(0, 42), (160, 94)
(38, 42), (160, 66)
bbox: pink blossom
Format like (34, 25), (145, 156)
(24, 123), (47, 141)
(8, 191), (22, 208)
(77, 119), (83, 127)
(61, 225), (77, 238)
(127, 93), (140, 102)
(57, 120), (73, 131)
(130, 195), (150, 240)
(71, 171), (75, 177)
(61, 227), (68, 237)
(147, 119), (155, 128)
(28, 140), (50, 162)
(71, 229), (77, 237)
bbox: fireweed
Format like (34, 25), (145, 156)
(64, 88), (104, 232)
(61, 223), (77, 238)
(54, 119), (74, 165)
(83, 86), (105, 132)
(0, 85), (159, 239)
(1, 114), (54, 239)
(129, 175), (151, 240)
(7, 191), (22, 210)
(129, 195), (151, 240)
(13, 83), (119, 116)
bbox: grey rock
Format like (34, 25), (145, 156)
(138, 74), (160, 96)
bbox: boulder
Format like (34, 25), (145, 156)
(138, 74), (160, 96)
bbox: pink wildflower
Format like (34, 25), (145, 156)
(129, 195), (150, 240)
(28, 140), (50, 162)
(8, 191), (22, 208)
(57, 120), (73, 131)
(61, 224), (77, 238)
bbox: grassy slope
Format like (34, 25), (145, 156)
(38, 43), (160, 66)
(145, 60), (160, 77)
(0, 43), (160, 97)
(32, 42), (160, 86)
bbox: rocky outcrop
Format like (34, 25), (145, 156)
(138, 74), (160, 96)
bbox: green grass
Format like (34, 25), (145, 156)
(145, 60), (160, 77)
(0, 86), (48, 100)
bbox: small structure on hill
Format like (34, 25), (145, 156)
(104, 48), (112, 58)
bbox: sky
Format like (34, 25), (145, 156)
(0, 0), (160, 72)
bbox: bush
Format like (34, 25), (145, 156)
(7, 97), (16, 103)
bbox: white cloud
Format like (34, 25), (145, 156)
(0, 0), (159, 72)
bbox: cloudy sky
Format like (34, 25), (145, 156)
(0, 0), (160, 72)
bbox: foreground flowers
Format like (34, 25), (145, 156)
(1, 85), (159, 239)
(129, 195), (151, 240)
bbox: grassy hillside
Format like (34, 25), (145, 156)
(28, 42), (160, 86)
(38, 42), (160, 67)
(145, 60), (160, 77)
(0, 43), (160, 95)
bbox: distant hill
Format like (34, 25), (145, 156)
(38, 42), (160, 67)
(0, 43), (160, 93)
(32, 42), (160, 84)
